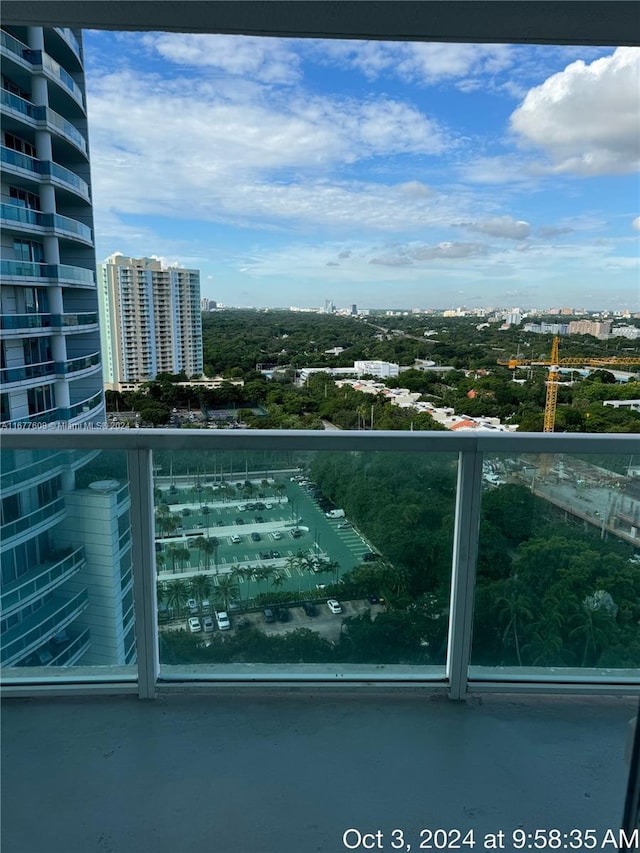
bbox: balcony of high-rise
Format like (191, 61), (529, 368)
(1, 3), (639, 851)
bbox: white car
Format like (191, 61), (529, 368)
(216, 611), (231, 630)
(265, 503), (273, 510)
(188, 617), (201, 632)
(272, 531), (283, 540)
(327, 599), (342, 614)
(201, 599), (211, 612)
(202, 615), (214, 632)
(230, 534), (241, 544)
(186, 598), (198, 614)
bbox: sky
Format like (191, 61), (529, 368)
(82, 32), (640, 311)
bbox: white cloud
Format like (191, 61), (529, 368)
(142, 33), (302, 85)
(632, 216), (640, 231)
(371, 242), (488, 265)
(317, 41), (513, 85)
(510, 47), (640, 176)
(456, 216), (531, 240)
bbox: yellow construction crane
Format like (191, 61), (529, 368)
(499, 337), (640, 432)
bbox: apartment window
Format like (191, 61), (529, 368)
(1, 493), (21, 526)
(2, 75), (30, 100)
(24, 337), (52, 366)
(4, 132), (36, 158)
(27, 384), (54, 415)
(9, 186), (41, 210)
(37, 476), (61, 507)
(14, 240), (44, 263)
(24, 287), (48, 313)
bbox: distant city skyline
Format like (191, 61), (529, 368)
(83, 33), (640, 311)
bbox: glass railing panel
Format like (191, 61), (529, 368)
(0, 361), (55, 384)
(470, 451), (640, 680)
(61, 392), (103, 420)
(53, 27), (81, 60)
(52, 312), (98, 328)
(1, 496), (66, 542)
(0, 448), (136, 678)
(154, 449), (456, 678)
(41, 107), (87, 153)
(0, 30), (31, 61)
(1, 146), (38, 173)
(44, 162), (89, 197)
(0, 203), (43, 227)
(56, 264), (94, 284)
(56, 352), (100, 375)
(29, 51), (84, 108)
(0, 260), (46, 278)
(50, 213), (91, 240)
(1, 313), (51, 331)
(0, 89), (37, 119)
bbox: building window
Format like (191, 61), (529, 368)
(23, 337), (52, 366)
(4, 132), (36, 158)
(24, 287), (49, 313)
(27, 385), (54, 415)
(10, 186), (41, 210)
(1, 493), (21, 526)
(14, 240), (44, 263)
(2, 75), (30, 100)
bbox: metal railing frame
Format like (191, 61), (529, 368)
(1, 429), (638, 700)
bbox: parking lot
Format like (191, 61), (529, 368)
(155, 473), (379, 601)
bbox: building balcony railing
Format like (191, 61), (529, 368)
(0, 30), (31, 66)
(28, 50), (85, 110)
(60, 391), (103, 421)
(1, 147), (90, 201)
(1, 588), (89, 666)
(52, 312), (98, 329)
(0, 360), (55, 385)
(0, 91), (87, 155)
(1, 495), (66, 546)
(1, 546), (86, 618)
(0, 430), (638, 701)
(55, 351), (101, 376)
(53, 27), (82, 62)
(0, 313), (51, 331)
(0, 259), (95, 286)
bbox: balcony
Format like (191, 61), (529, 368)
(0, 90), (87, 154)
(28, 49), (85, 110)
(1, 495), (66, 547)
(55, 351), (100, 376)
(0, 313), (51, 332)
(1, 546), (85, 617)
(52, 27), (82, 62)
(0, 146), (90, 201)
(0, 360), (55, 386)
(0, 259), (95, 286)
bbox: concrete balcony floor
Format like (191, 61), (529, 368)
(1, 690), (635, 853)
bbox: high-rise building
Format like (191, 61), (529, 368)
(1, 26), (134, 668)
(98, 254), (203, 390)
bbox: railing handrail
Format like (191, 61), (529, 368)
(0, 428), (635, 455)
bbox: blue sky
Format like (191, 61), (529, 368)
(82, 33), (639, 311)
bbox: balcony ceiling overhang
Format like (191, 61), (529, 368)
(2, 1), (639, 46)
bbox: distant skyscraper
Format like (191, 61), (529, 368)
(351, 304), (357, 315)
(98, 254), (203, 389)
(1, 26), (133, 669)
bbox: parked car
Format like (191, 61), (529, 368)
(259, 550), (272, 560)
(302, 601), (316, 617)
(255, 502), (266, 510)
(327, 599), (342, 614)
(251, 532), (261, 542)
(254, 515), (264, 523)
(235, 517), (244, 525)
(230, 534), (241, 544)
(263, 608), (276, 623)
(362, 552), (378, 562)
(187, 598), (198, 614)
(276, 607), (289, 622)
(202, 615), (214, 632)
(188, 617), (201, 632)
(270, 550), (281, 559)
(272, 531), (283, 540)
(291, 529), (303, 538)
(246, 503), (256, 510)
(201, 598), (211, 612)
(215, 611), (231, 630)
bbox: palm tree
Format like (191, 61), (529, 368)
(496, 578), (533, 666)
(166, 542), (182, 574)
(201, 505), (211, 535)
(190, 574), (212, 612)
(216, 574), (240, 611)
(194, 536), (208, 569)
(156, 580), (167, 610)
(176, 545), (191, 572)
(155, 552), (166, 575)
(236, 566), (254, 603)
(165, 579), (189, 617)
(274, 481), (286, 501)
